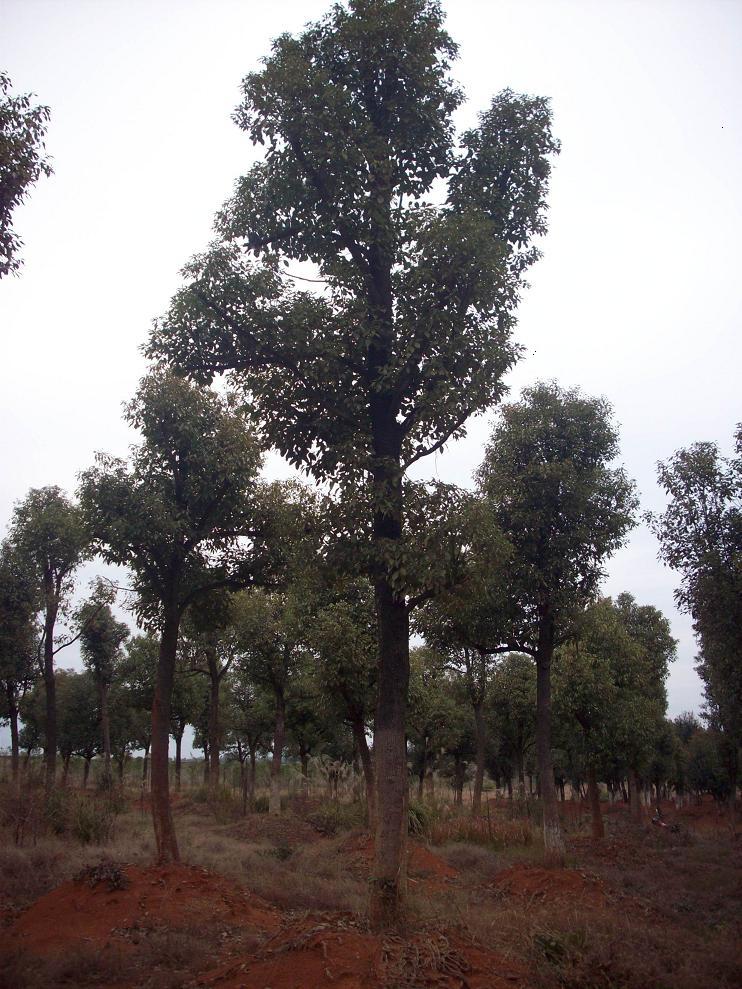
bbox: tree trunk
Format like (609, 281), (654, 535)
(516, 751), (526, 800)
(628, 769), (643, 823)
(535, 609), (565, 863)
(82, 756), (91, 789)
(207, 647), (220, 794)
(150, 607), (180, 864)
(351, 714), (376, 830)
(174, 730), (183, 793)
(248, 747), (257, 812)
(472, 701), (486, 816)
(300, 748), (310, 783)
(61, 752), (71, 787)
(417, 735), (427, 800)
(369, 574), (410, 932)
(42, 585), (59, 794)
(142, 741), (150, 787)
(6, 684), (20, 784)
(99, 680), (112, 784)
(269, 688), (285, 815)
(587, 762), (604, 839)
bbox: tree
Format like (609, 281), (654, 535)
(147, 0), (558, 927)
(0, 539), (40, 782)
(78, 371), (281, 862)
(10, 486), (89, 792)
(79, 598), (130, 785)
(0, 71), (52, 277)
(476, 382), (637, 859)
(488, 652), (536, 801)
(649, 427), (741, 817)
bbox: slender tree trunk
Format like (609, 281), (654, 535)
(248, 747), (257, 811)
(207, 648), (220, 794)
(150, 607), (180, 864)
(142, 741), (150, 787)
(43, 585), (59, 794)
(417, 735), (427, 800)
(629, 769), (643, 823)
(535, 608), (565, 863)
(587, 762), (604, 839)
(99, 680), (112, 783)
(516, 751), (526, 800)
(472, 700), (486, 816)
(370, 573), (410, 932)
(61, 752), (71, 787)
(6, 684), (20, 784)
(506, 776), (513, 801)
(351, 714), (376, 831)
(300, 748), (309, 783)
(174, 730), (183, 794)
(82, 756), (91, 789)
(202, 742), (209, 784)
(269, 688), (285, 815)
(117, 754), (125, 782)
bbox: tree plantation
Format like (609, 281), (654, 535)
(1, 2), (739, 987)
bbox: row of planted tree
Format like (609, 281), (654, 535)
(2, 0), (740, 930)
(2, 373), (738, 869)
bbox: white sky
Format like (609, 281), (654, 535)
(2, 0), (741, 727)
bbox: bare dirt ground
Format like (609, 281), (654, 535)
(0, 793), (740, 989)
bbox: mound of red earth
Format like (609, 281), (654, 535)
(199, 916), (529, 989)
(341, 833), (458, 884)
(492, 863), (605, 905)
(3, 862), (280, 957)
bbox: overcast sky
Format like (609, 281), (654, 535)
(2, 0), (740, 730)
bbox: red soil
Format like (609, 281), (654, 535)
(200, 920), (529, 989)
(3, 863), (280, 957)
(341, 833), (458, 882)
(492, 862), (606, 905)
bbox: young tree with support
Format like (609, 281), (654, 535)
(147, 0), (558, 928)
(78, 371), (283, 863)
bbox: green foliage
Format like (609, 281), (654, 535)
(408, 798), (435, 837)
(78, 372), (279, 626)
(0, 70), (53, 277)
(79, 600), (129, 689)
(649, 426), (742, 771)
(69, 795), (116, 845)
(306, 801), (365, 835)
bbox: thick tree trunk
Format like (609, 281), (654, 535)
(369, 575), (410, 932)
(99, 680), (112, 784)
(351, 714), (376, 830)
(6, 684), (20, 784)
(43, 586), (59, 794)
(587, 762), (604, 839)
(207, 647), (220, 794)
(269, 688), (285, 815)
(472, 701), (486, 816)
(150, 608), (180, 864)
(535, 609), (565, 863)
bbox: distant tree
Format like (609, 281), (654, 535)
(225, 674), (274, 812)
(306, 580), (378, 824)
(488, 652), (536, 801)
(10, 486), (89, 791)
(0, 71), (52, 277)
(147, 0), (559, 928)
(79, 597), (129, 785)
(0, 539), (40, 781)
(56, 670), (100, 788)
(476, 383), (637, 859)
(78, 372), (283, 862)
(233, 589), (307, 815)
(649, 427), (741, 817)
(408, 645), (456, 801)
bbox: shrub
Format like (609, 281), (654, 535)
(70, 795), (116, 845)
(306, 801), (364, 835)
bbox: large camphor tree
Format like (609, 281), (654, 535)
(148, 0), (558, 929)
